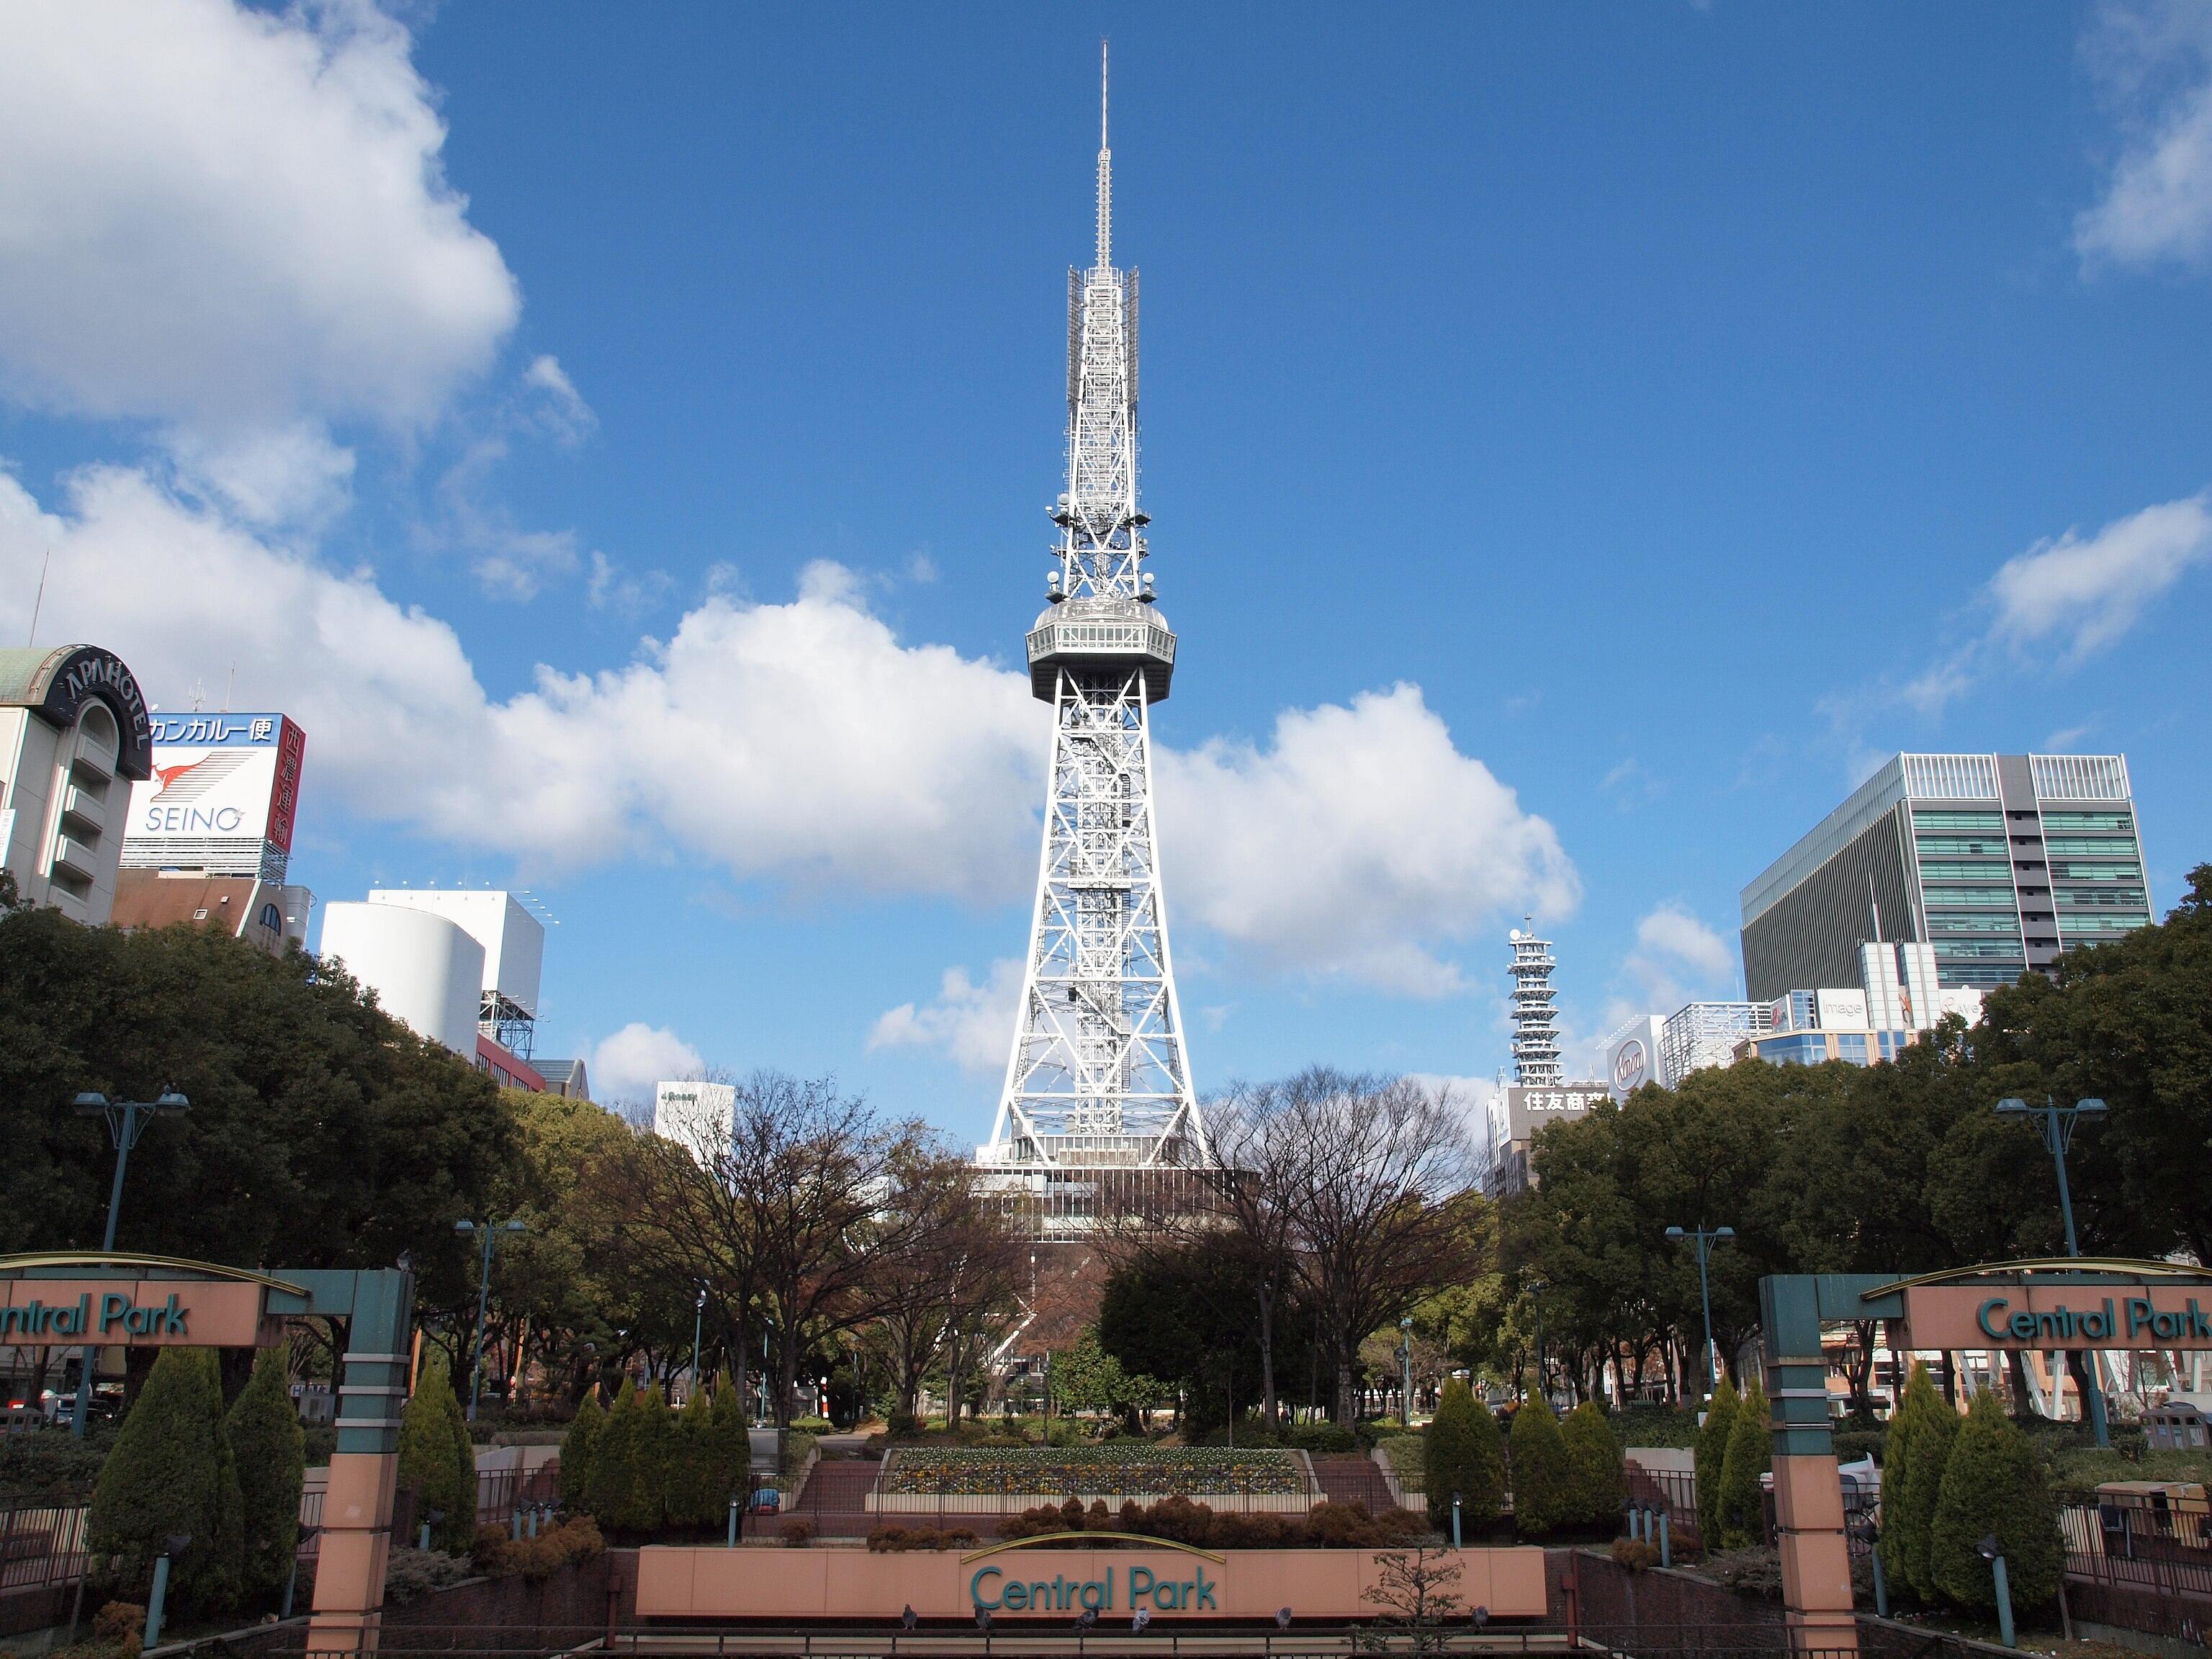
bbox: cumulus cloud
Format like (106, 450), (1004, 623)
(1987, 491), (2212, 662)
(590, 1022), (703, 1105)
(0, 0), (518, 434)
(869, 959), (1022, 1076)
(1156, 686), (1579, 995)
(2076, 4), (2212, 269)
(1624, 904), (1735, 1009)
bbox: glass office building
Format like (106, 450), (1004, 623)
(1740, 753), (2150, 1001)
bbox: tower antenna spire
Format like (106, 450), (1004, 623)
(1095, 40), (1112, 270)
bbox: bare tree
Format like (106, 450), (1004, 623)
(1277, 1069), (1482, 1424)
(865, 1155), (1025, 1421)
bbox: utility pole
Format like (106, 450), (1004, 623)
(1996, 1097), (2110, 1447)
(69, 1091), (189, 1436)
(1665, 1224), (1735, 1401)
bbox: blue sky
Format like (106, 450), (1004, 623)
(3, 3), (2210, 1141)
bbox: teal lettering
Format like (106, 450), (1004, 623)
(1079, 1581), (1105, 1612)
(163, 1295), (186, 1336)
(970, 1568), (1002, 1609)
(2193, 1299), (2211, 1340)
(1002, 1583), (1027, 1611)
(1129, 1568), (1154, 1605)
(2128, 1298), (2155, 1339)
(1194, 1567), (1216, 1610)
(100, 1293), (130, 1334)
(72, 1293), (90, 1335)
(1032, 1583), (1049, 1611)
(1977, 1298), (2008, 1340)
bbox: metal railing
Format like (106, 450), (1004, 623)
(0, 1500), (88, 1593)
(2061, 1491), (2212, 1601)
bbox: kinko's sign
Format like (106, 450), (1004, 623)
(1905, 1283), (2212, 1350)
(0, 1277), (281, 1347)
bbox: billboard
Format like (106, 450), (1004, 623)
(1605, 1016), (1666, 1102)
(120, 713), (307, 878)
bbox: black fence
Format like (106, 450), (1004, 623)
(2060, 1489), (2212, 1611)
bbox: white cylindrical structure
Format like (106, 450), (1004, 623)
(319, 901), (484, 1053)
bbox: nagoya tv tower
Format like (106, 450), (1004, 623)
(981, 46), (1210, 1232)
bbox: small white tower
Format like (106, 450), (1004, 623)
(1508, 920), (1563, 1088)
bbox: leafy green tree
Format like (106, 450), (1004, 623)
(559, 1390), (603, 1511)
(1507, 1398), (1573, 1536)
(398, 1359), (475, 1552)
(1560, 1402), (1624, 1527)
(705, 1372), (752, 1517)
(1423, 1378), (1505, 1529)
(1694, 1372), (1738, 1547)
(1052, 1326), (1168, 1428)
(1715, 1377), (1769, 1550)
(665, 1385), (714, 1527)
(225, 1349), (304, 1602)
(88, 1348), (243, 1611)
(1930, 1393), (2062, 1612)
(1881, 1361), (1959, 1601)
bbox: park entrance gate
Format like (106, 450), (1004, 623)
(0, 1253), (414, 1657)
(1761, 1258), (2212, 1655)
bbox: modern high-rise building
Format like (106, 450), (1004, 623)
(1741, 753), (2149, 1000)
(979, 51), (1208, 1237)
(0, 644), (153, 925)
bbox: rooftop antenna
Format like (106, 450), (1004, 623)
(188, 677), (207, 712)
(26, 547), (50, 646)
(1095, 39), (1112, 271)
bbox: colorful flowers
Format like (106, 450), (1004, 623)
(883, 1446), (1303, 1497)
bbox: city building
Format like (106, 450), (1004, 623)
(1742, 752), (2149, 999)
(0, 644), (153, 925)
(978, 53), (1210, 1239)
(534, 1058), (592, 1101)
(654, 1079), (736, 1151)
(317, 889), (547, 1090)
(1485, 1082), (1611, 1196)
(1602, 1015), (1665, 1102)
(1507, 922), (1564, 1088)
(110, 709), (312, 957)
(1660, 1002), (1774, 1088)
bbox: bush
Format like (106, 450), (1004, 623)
(225, 1349), (305, 1603)
(1716, 1378), (1769, 1550)
(779, 1518), (814, 1546)
(1929, 1392), (2061, 1614)
(379, 1545), (475, 1605)
(398, 1360), (476, 1553)
(1694, 1373), (1739, 1547)
(1611, 1537), (1660, 1571)
(1507, 1397), (1573, 1536)
(665, 1386), (714, 1528)
(0, 1426), (112, 1504)
(471, 1514), (604, 1581)
(87, 1348), (243, 1613)
(1831, 1429), (1887, 1466)
(866, 1524), (979, 1551)
(1562, 1402), (1624, 1527)
(559, 1391), (602, 1511)
(706, 1373), (751, 1514)
(1285, 1421), (1359, 1454)
(1422, 1380), (1505, 1530)
(1881, 1360), (1958, 1601)
(585, 1388), (661, 1533)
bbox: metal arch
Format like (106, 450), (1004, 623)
(1858, 1256), (2212, 1299)
(0, 1251), (310, 1295)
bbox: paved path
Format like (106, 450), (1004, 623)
(1308, 1456), (1401, 1514)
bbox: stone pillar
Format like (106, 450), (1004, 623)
(306, 1270), (413, 1658)
(1761, 1277), (1858, 1658)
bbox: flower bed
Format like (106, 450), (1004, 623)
(883, 1445), (1304, 1497)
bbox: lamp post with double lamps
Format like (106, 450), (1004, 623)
(68, 1090), (189, 1437)
(454, 1218), (526, 1421)
(1995, 1096), (2111, 1447)
(1665, 1224), (1735, 1401)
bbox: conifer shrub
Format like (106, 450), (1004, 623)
(225, 1349), (305, 1602)
(1881, 1360), (1959, 1601)
(665, 1386), (713, 1527)
(1694, 1372), (1738, 1549)
(559, 1391), (603, 1512)
(398, 1360), (476, 1552)
(1507, 1398), (1574, 1536)
(1423, 1379), (1506, 1530)
(1562, 1402), (1624, 1527)
(87, 1348), (244, 1612)
(584, 1388), (663, 1533)
(706, 1373), (751, 1518)
(636, 1387), (674, 1529)
(1929, 1392), (2062, 1612)
(1715, 1377), (1770, 1550)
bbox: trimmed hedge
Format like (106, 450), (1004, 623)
(87, 1348), (243, 1611)
(398, 1359), (477, 1552)
(1507, 1398), (1573, 1536)
(1562, 1401), (1624, 1526)
(1881, 1360), (1958, 1601)
(1930, 1393), (2061, 1613)
(1422, 1380), (1505, 1529)
(1694, 1373), (1738, 1548)
(1715, 1377), (1768, 1550)
(226, 1349), (305, 1602)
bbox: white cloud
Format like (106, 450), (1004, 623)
(523, 356), (595, 446)
(0, 0), (517, 435)
(868, 959), (1022, 1076)
(2076, 4), (2212, 269)
(1987, 491), (2212, 661)
(166, 422), (358, 530)
(1157, 685), (1579, 995)
(1625, 904), (1735, 1004)
(590, 1022), (703, 1105)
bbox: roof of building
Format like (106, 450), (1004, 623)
(0, 644), (154, 778)
(110, 871), (288, 956)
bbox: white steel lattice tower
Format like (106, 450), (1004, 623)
(984, 47), (1209, 1198)
(1508, 920), (1563, 1088)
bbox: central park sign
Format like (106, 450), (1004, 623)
(1900, 1275), (2212, 1351)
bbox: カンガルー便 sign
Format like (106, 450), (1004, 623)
(1905, 1283), (2212, 1350)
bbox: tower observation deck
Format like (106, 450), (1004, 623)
(981, 46), (1210, 1237)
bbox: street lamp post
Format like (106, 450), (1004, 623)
(1997, 1097), (2110, 1447)
(1977, 1533), (2015, 1648)
(1665, 1224), (1736, 1401)
(1398, 1317), (1415, 1426)
(1526, 1278), (1547, 1407)
(454, 1218), (526, 1421)
(68, 1090), (189, 1436)
(690, 1287), (708, 1397)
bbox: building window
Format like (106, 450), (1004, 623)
(1838, 1033), (1869, 1065)
(1912, 810), (2004, 832)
